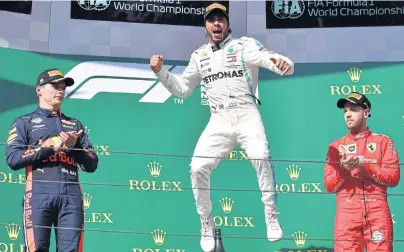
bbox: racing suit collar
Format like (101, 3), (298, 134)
(209, 34), (232, 51)
(348, 128), (372, 139)
(36, 106), (61, 117)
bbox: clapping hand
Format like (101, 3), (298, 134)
(60, 130), (83, 149)
(340, 156), (360, 171)
(39, 136), (64, 151)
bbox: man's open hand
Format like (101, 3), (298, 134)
(60, 130), (83, 148)
(150, 55), (164, 73)
(270, 58), (291, 75)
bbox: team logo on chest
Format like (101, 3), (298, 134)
(227, 45), (234, 54)
(226, 55), (237, 63)
(31, 118), (42, 124)
(366, 143), (377, 153)
(203, 70), (244, 84)
(338, 143), (356, 154)
(226, 44), (237, 63)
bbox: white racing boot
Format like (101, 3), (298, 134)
(265, 207), (283, 242)
(199, 215), (215, 252)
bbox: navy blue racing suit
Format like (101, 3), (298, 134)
(5, 107), (98, 252)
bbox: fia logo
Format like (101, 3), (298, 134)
(271, 0), (305, 19)
(77, 0), (111, 11)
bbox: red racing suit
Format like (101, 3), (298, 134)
(324, 128), (400, 252)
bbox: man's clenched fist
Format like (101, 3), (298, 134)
(150, 55), (164, 73)
(270, 57), (291, 75)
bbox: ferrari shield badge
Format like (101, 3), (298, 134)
(367, 143), (377, 153)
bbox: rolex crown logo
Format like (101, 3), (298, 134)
(292, 230), (307, 247)
(6, 223), (20, 240)
(148, 161), (162, 178)
(286, 164), (301, 180)
(219, 197), (234, 213)
(151, 229), (166, 246)
(347, 67), (362, 83)
(83, 193), (93, 209)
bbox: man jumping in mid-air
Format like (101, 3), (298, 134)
(150, 3), (294, 251)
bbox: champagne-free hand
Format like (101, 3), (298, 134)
(270, 58), (291, 76)
(150, 55), (164, 73)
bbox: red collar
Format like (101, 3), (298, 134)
(348, 128), (372, 139)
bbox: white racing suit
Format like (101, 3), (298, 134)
(154, 34), (294, 250)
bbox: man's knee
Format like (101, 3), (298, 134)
(366, 225), (392, 252)
(190, 157), (219, 176)
(246, 145), (270, 161)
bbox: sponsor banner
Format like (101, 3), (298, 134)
(45, 1), (242, 61)
(0, 0), (32, 15)
(246, 1), (404, 63)
(71, 0), (229, 27)
(266, 0), (404, 29)
(2, 0), (404, 63)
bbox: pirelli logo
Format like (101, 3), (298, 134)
(206, 3), (227, 12)
(48, 70), (63, 77)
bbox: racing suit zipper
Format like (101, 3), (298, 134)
(360, 138), (373, 241)
(361, 181), (371, 228)
(55, 114), (65, 195)
(223, 50), (232, 105)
